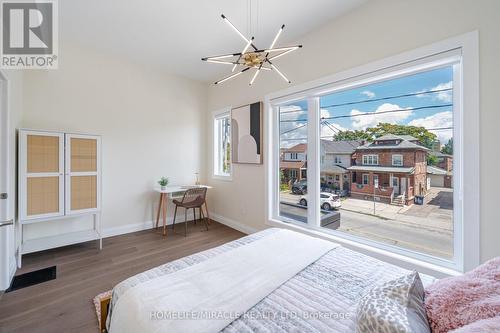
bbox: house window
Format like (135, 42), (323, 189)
(334, 156), (341, 164)
(290, 169), (298, 179)
(392, 154), (403, 166)
(362, 155), (379, 165)
(290, 152), (298, 160)
(373, 174), (379, 186)
(335, 175), (340, 181)
(213, 110), (231, 178)
(270, 39), (479, 273)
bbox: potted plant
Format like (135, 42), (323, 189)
(158, 177), (169, 191)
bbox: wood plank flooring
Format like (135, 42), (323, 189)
(0, 221), (244, 333)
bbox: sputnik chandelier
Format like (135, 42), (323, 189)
(202, 14), (302, 85)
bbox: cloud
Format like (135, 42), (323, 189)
(321, 121), (347, 140)
(361, 90), (376, 99)
(350, 103), (413, 130)
(417, 81), (453, 102)
(408, 111), (453, 142)
(279, 104), (308, 148)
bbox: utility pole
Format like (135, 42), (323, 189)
(373, 177), (379, 215)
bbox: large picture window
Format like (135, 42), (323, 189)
(268, 42), (480, 272)
(213, 111), (231, 178)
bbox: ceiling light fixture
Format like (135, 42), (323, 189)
(202, 14), (302, 85)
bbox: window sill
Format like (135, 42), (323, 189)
(212, 174), (232, 182)
(266, 217), (462, 279)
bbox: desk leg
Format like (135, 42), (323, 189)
(204, 201), (211, 225)
(162, 194), (168, 236)
(156, 193), (163, 230)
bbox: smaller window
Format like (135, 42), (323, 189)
(362, 174), (370, 185)
(334, 156), (341, 164)
(373, 174), (379, 186)
(362, 154), (379, 165)
(335, 175), (340, 181)
(392, 154), (403, 166)
(290, 169), (298, 179)
(213, 111), (231, 178)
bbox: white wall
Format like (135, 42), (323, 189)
(21, 42), (208, 239)
(206, 0), (500, 263)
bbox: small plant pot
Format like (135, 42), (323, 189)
(160, 185), (167, 191)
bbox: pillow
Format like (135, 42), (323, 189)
(424, 257), (500, 333)
(356, 271), (430, 333)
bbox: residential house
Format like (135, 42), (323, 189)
(280, 143), (307, 182)
(320, 140), (362, 191)
(431, 151), (453, 172)
(348, 134), (429, 205)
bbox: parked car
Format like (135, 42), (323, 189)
(291, 179), (307, 194)
(292, 180), (332, 195)
(299, 192), (341, 210)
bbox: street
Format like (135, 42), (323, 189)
(279, 189), (453, 259)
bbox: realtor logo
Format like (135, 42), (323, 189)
(1, 0), (58, 69)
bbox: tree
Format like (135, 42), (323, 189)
(365, 123), (437, 149)
(441, 138), (453, 155)
(427, 154), (438, 166)
(333, 130), (373, 142)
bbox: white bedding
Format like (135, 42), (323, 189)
(109, 229), (338, 333)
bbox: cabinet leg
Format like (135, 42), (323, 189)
(162, 194), (167, 236)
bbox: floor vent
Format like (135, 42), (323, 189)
(6, 266), (56, 292)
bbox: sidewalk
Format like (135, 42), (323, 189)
(341, 197), (452, 232)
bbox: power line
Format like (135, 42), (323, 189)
(279, 123), (307, 135)
(281, 127), (453, 139)
(279, 104), (452, 123)
(278, 87), (453, 114)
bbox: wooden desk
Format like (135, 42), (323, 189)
(154, 185), (212, 236)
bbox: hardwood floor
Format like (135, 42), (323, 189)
(0, 221), (244, 333)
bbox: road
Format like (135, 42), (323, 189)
(279, 192), (453, 259)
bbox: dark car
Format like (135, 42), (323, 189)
(291, 179), (307, 194)
(292, 180), (332, 195)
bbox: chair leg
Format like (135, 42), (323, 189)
(201, 206), (209, 231)
(172, 205), (178, 231)
(184, 208), (188, 237)
(193, 208), (196, 225)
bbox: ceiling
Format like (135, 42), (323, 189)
(60, 0), (367, 82)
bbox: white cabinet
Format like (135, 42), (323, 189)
(18, 129), (102, 267)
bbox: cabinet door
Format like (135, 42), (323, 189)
(19, 130), (65, 220)
(65, 134), (101, 214)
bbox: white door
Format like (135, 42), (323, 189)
(0, 76), (14, 290)
(401, 177), (407, 195)
(392, 176), (400, 195)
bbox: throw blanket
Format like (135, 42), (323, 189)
(109, 229), (338, 333)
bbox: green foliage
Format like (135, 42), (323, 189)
(427, 154), (438, 166)
(365, 123), (437, 149)
(441, 138), (453, 155)
(333, 130), (373, 142)
(158, 176), (169, 187)
(332, 122), (439, 149)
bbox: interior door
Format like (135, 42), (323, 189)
(19, 131), (65, 221)
(0, 77), (13, 290)
(65, 134), (101, 215)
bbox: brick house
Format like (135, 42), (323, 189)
(348, 134), (429, 206)
(280, 143), (307, 182)
(427, 151), (453, 188)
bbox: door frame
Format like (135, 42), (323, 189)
(392, 176), (400, 195)
(0, 70), (13, 290)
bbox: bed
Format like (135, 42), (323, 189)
(100, 228), (436, 333)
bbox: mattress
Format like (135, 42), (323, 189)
(108, 228), (435, 332)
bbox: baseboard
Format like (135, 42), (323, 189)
(101, 214), (193, 238)
(209, 212), (258, 235)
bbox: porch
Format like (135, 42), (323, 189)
(350, 171), (415, 206)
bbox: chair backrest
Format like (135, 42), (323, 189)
(181, 187), (207, 205)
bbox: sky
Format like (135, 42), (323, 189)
(279, 66), (454, 148)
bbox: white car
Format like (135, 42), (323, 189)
(299, 192), (341, 210)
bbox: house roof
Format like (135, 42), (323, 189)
(280, 161), (306, 169)
(322, 164), (349, 174)
(427, 165), (451, 175)
(348, 165), (415, 174)
(285, 143), (307, 153)
(430, 151), (453, 158)
(356, 135), (429, 151)
(321, 140), (362, 154)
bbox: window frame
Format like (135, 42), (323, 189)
(362, 174), (369, 185)
(266, 32), (480, 275)
(392, 154), (403, 166)
(362, 154), (379, 165)
(212, 108), (232, 180)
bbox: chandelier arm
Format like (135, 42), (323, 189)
(268, 48), (297, 60)
(266, 60), (291, 83)
(221, 14), (259, 51)
(202, 52), (242, 61)
(264, 45), (302, 53)
(232, 37), (254, 72)
(249, 68), (261, 85)
(214, 67), (251, 85)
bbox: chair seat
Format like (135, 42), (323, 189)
(173, 197), (204, 209)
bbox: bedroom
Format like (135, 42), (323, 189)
(0, 0), (499, 332)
